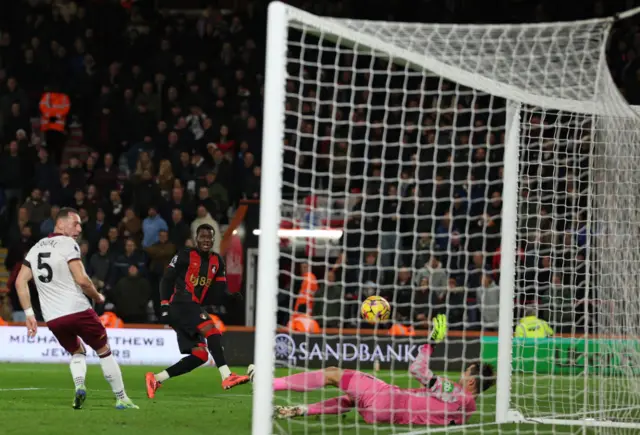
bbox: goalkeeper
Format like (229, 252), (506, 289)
(269, 315), (495, 426)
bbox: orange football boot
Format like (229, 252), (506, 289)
(222, 373), (250, 390)
(145, 372), (162, 398)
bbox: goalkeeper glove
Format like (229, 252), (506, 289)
(429, 314), (448, 344)
(160, 302), (170, 324)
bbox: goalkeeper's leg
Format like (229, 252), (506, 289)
(273, 369), (391, 422)
(272, 366), (346, 392)
(275, 396), (354, 419)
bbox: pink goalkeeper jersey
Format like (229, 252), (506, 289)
(391, 344), (476, 426)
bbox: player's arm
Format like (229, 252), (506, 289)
(409, 314), (448, 386)
(158, 251), (185, 321)
(212, 255), (235, 296)
(16, 264), (35, 315)
(159, 251), (183, 304)
(68, 260), (104, 303)
(16, 263), (38, 336)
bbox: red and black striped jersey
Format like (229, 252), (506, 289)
(159, 248), (227, 305)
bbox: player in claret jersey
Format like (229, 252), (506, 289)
(269, 315), (495, 427)
(145, 224), (249, 398)
(15, 208), (138, 410)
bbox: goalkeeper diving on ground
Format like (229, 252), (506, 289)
(260, 315), (495, 426)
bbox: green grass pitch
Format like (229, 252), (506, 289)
(0, 363), (623, 434)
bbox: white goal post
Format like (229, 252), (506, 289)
(253, 2), (640, 434)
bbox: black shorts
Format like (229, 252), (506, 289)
(169, 302), (210, 354)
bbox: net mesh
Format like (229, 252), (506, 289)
(263, 5), (640, 434)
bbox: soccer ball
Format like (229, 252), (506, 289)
(360, 296), (391, 324)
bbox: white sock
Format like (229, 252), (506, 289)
(155, 370), (170, 383)
(218, 364), (231, 380)
(70, 353), (87, 389)
(99, 354), (128, 401)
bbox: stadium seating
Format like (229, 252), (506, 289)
(0, 0), (636, 331)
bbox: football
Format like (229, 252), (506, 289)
(360, 295), (391, 324)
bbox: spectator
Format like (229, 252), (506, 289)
(145, 230), (176, 315)
(413, 255), (447, 293)
(40, 205), (60, 238)
(6, 224), (34, 274)
(0, 141), (25, 209)
(22, 188), (50, 227)
(204, 170), (229, 222)
(163, 186), (194, 223)
(7, 207), (33, 250)
(478, 274), (499, 331)
(110, 265), (151, 324)
(85, 208), (108, 250)
(133, 169), (162, 215)
(380, 184), (400, 269)
(119, 208), (142, 242)
(446, 276), (466, 327)
(294, 263), (319, 315)
(544, 273), (574, 334)
(79, 240), (91, 271)
(89, 238), (112, 294)
(157, 159), (175, 195)
(391, 267), (413, 321)
(33, 149), (59, 193)
(242, 165), (261, 200)
(109, 238), (147, 287)
(412, 276), (431, 329)
(1, 78), (29, 118)
(312, 270), (343, 327)
(106, 190), (125, 225)
(191, 151), (211, 181)
(51, 172), (74, 207)
(287, 304), (320, 334)
(515, 307), (554, 339)
(93, 153), (119, 194)
(142, 206), (168, 248)
(66, 156), (86, 190)
(169, 208), (191, 248)
(106, 226), (124, 255)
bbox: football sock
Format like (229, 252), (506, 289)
(205, 334), (230, 379)
(70, 353), (87, 390)
(306, 396), (353, 415)
(218, 365), (231, 379)
(165, 355), (205, 378)
(273, 370), (325, 392)
(99, 352), (128, 400)
(155, 370), (170, 383)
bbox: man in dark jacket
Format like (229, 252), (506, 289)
(111, 265), (151, 323)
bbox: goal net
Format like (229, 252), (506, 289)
(253, 2), (640, 434)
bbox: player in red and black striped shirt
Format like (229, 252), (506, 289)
(145, 224), (250, 398)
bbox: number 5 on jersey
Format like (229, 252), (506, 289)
(37, 252), (53, 283)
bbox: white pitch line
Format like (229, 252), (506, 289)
(0, 387), (255, 399)
(0, 388), (44, 391)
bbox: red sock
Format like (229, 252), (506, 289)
(306, 396), (354, 415)
(272, 370), (325, 392)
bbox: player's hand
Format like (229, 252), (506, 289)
(160, 304), (170, 324)
(429, 314), (447, 344)
(26, 316), (38, 338)
(94, 294), (105, 304)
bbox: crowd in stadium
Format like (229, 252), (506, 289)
(0, 0), (635, 333)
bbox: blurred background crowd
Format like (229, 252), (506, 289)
(0, 0), (636, 333)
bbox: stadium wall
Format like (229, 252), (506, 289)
(0, 326), (477, 371)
